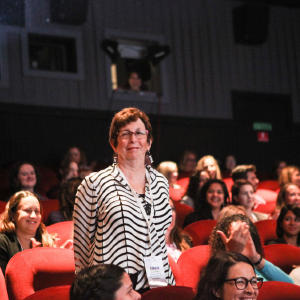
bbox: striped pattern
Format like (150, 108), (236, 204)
(73, 163), (175, 290)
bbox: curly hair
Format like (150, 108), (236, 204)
(196, 155), (222, 179)
(275, 183), (299, 211)
(209, 214), (264, 258)
(193, 252), (255, 300)
(0, 191), (55, 247)
(9, 161), (41, 194)
(70, 264), (125, 300)
(279, 166), (300, 187)
(109, 107), (153, 148)
(276, 205), (300, 245)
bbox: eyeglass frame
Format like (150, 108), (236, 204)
(223, 277), (263, 290)
(117, 130), (149, 140)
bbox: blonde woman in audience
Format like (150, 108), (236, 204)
(165, 199), (191, 262)
(196, 155), (222, 179)
(156, 161), (181, 189)
(279, 165), (300, 187)
(217, 205), (246, 221)
(0, 191), (73, 275)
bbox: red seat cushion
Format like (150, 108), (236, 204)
(258, 281), (300, 300)
(24, 285), (71, 300)
(141, 286), (194, 300)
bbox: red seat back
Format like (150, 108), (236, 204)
(169, 187), (186, 202)
(24, 285), (71, 300)
(184, 220), (217, 246)
(0, 267), (8, 300)
(177, 245), (210, 288)
(176, 178), (190, 191)
(173, 202), (194, 229)
(257, 180), (280, 191)
(0, 201), (7, 214)
(223, 178), (234, 194)
(255, 219), (277, 246)
(5, 248), (75, 300)
(141, 286), (194, 300)
(263, 244), (300, 274)
(168, 255), (183, 286)
(46, 221), (73, 246)
(41, 199), (60, 225)
(258, 281), (300, 300)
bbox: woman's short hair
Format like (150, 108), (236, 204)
(196, 155), (222, 179)
(276, 183), (298, 210)
(195, 179), (229, 213)
(0, 191), (54, 247)
(279, 166), (300, 187)
(209, 214), (263, 258)
(157, 161), (177, 182)
(109, 107), (153, 148)
(277, 205), (300, 245)
(70, 264), (125, 300)
(231, 179), (254, 205)
(9, 161), (41, 193)
(194, 252), (255, 300)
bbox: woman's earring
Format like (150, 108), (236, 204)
(113, 153), (118, 164)
(147, 150), (154, 164)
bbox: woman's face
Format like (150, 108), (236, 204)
(185, 154), (197, 172)
(203, 157), (217, 178)
(17, 164), (37, 191)
(12, 196), (41, 236)
(225, 155), (236, 171)
(285, 185), (300, 207)
(282, 210), (300, 237)
(199, 171), (210, 189)
(114, 272), (141, 300)
(235, 184), (255, 210)
(128, 72), (142, 91)
(169, 167), (178, 186)
(206, 183), (224, 210)
(69, 148), (81, 164)
(217, 262), (258, 300)
(291, 170), (300, 187)
(112, 119), (151, 164)
(167, 198), (176, 232)
(65, 162), (79, 181)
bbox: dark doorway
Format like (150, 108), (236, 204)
(232, 91), (292, 174)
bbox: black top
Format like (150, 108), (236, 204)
(183, 209), (213, 229)
(267, 237), (288, 246)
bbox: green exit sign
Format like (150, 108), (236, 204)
(253, 122), (272, 131)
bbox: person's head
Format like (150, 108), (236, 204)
(157, 161), (178, 186)
(9, 161), (40, 194)
(179, 150), (197, 173)
(65, 147), (87, 166)
(59, 177), (82, 221)
(231, 180), (255, 210)
(194, 252), (261, 300)
(70, 264), (141, 300)
(273, 160), (287, 178)
(195, 179), (229, 213)
(276, 183), (300, 210)
(196, 155), (221, 179)
(60, 160), (79, 182)
(209, 214), (263, 258)
(217, 205), (246, 221)
(232, 165), (259, 192)
(276, 205), (300, 244)
(128, 71), (143, 91)
(109, 108), (153, 163)
(279, 166), (300, 187)
(225, 155), (236, 172)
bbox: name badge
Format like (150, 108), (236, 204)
(144, 256), (167, 289)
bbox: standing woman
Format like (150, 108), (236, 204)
(73, 108), (174, 293)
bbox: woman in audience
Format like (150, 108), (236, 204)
(196, 155), (222, 179)
(180, 169), (210, 208)
(48, 177), (82, 225)
(9, 161), (48, 200)
(209, 214), (294, 283)
(178, 150), (197, 179)
(0, 191), (73, 274)
(194, 251), (262, 300)
(183, 179), (229, 228)
(217, 205), (246, 221)
(121, 71), (148, 92)
(272, 159), (287, 180)
(231, 180), (268, 222)
(165, 199), (191, 262)
(70, 264), (141, 300)
(156, 161), (181, 189)
(272, 183), (300, 219)
(268, 205), (300, 247)
(279, 165), (300, 187)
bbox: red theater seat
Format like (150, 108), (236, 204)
(5, 248), (75, 300)
(141, 286), (194, 300)
(257, 180), (280, 191)
(173, 202), (194, 229)
(176, 178), (190, 191)
(46, 221), (73, 246)
(223, 178), (234, 194)
(169, 187), (186, 202)
(0, 268), (8, 300)
(24, 285), (71, 300)
(255, 219), (277, 246)
(41, 199), (60, 225)
(258, 281), (300, 300)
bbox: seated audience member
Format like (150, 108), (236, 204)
(180, 169), (210, 208)
(209, 214), (294, 283)
(232, 165), (266, 208)
(194, 251), (263, 300)
(70, 264), (141, 300)
(48, 177), (82, 225)
(183, 179), (229, 228)
(120, 70), (148, 92)
(196, 155), (222, 179)
(156, 161), (182, 189)
(178, 150), (197, 179)
(222, 155), (237, 178)
(217, 205), (246, 221)
(231, 180), (268, 222)
(165, 199), (191, 262)
(279, 165), (300, 188)
(0, 191), (73, 274)
(47, 160), (79, 199)
(268, 205), (300, 246)
(272, 183), (300, 219)
(271, 159), (287, 180)
(9, 161), (48, 201)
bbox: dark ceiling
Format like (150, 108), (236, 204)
(232, 0), (300, 8)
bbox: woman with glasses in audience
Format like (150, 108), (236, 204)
(194, 251), (263, 300)
(73, 107), (174, 294)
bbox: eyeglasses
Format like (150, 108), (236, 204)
(118, 130), (148, 140)
(224, 277), (263, 290)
